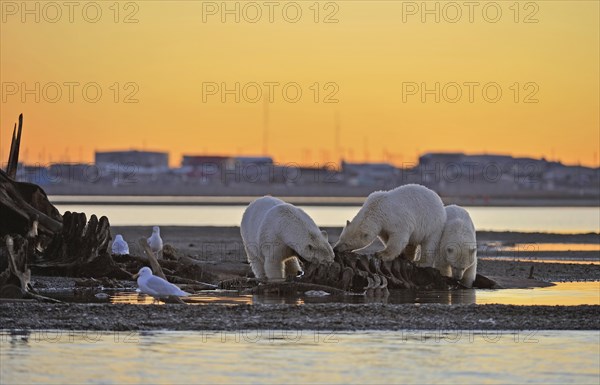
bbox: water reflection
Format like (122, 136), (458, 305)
(43, 282), (599, 307)
(106, 289), (477, 306)
(500, 243), (600, 252)
(1, 330), (598, 384)
(110, 291), (254, 306)
(476, 282), (600, 306)
(480, 257), (600, 265)
(262, 290), (479, 306)
(252, 295), (305, 305)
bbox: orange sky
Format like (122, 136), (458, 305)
(1, 1), (599, 167)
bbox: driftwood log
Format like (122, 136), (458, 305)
(138, 238), (167, 280)
(1, 235), (33, 297)
(0, 169), (62, 239)
(0, 223), (60, 302)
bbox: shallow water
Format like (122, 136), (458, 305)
(44, 282), (600, 307)
(500, 243), (600, 252)
(479, 256), (600, 265)
(473, 281), (600, 306)
(52, 203), (600, 233)
(1, 330), (598, 384)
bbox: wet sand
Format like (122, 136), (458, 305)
(2, 227), (598, 331)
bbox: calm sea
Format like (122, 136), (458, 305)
(52, 197), (600, 233)
(2, 330), (598, 384)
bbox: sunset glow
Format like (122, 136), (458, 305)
(1, 1), (598, 167)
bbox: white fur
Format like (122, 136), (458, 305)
(434, 205), (477, 287)
(334, 184), (447, 263)
(241, 196), (335, 282)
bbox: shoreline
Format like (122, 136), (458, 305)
(1, 303), (598, 331)
(4, 228), (599, 332)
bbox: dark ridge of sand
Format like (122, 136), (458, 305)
(112, 226), (600, 244)
(111, 226), (600, 259)
(475, 231), (600, 244)
(477, 259), (600, 282)
(1, 302), (598, 331)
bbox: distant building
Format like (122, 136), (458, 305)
(182, 155), (229, 169)
(181, 155), (229, 181)
(342, 161), (399, 187)
(271, 164), (343, 185)
(418, 153), (465, 166)
(415, 152), (600, 197)
(225, 156), (274, 184)
(227, 156), (273, 168)
(95, 150), (169, 174)
(48, 163), (98, 183)
(16, 164), (50, 185)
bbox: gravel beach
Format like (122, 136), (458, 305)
(1, 302), (598, 331)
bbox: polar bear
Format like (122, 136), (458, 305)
(434, 205), (477, 288)
(240, 196), (335, 281)
(333, 184), (446, 263)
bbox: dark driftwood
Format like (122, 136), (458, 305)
(1, 235), (32, 296)
(166, 275), (217, 288)
(0, 231), (62, 302)
(138, 238), (167, 280)
(0, 169), (62, 239)
(6, 114), (23, 179)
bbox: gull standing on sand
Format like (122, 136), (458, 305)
(133, 267), (190, 297)
(147, 226), (163, 258)
(111, 234), (130, 255)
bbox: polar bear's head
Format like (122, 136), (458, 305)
(334, 218), (381, 253)
(441, 227), (477, 281)
(333, 193), (384, 253)
(290, 228), (335, 265)
(278, 205), (335, 265)
(445, 244), (477, 280)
